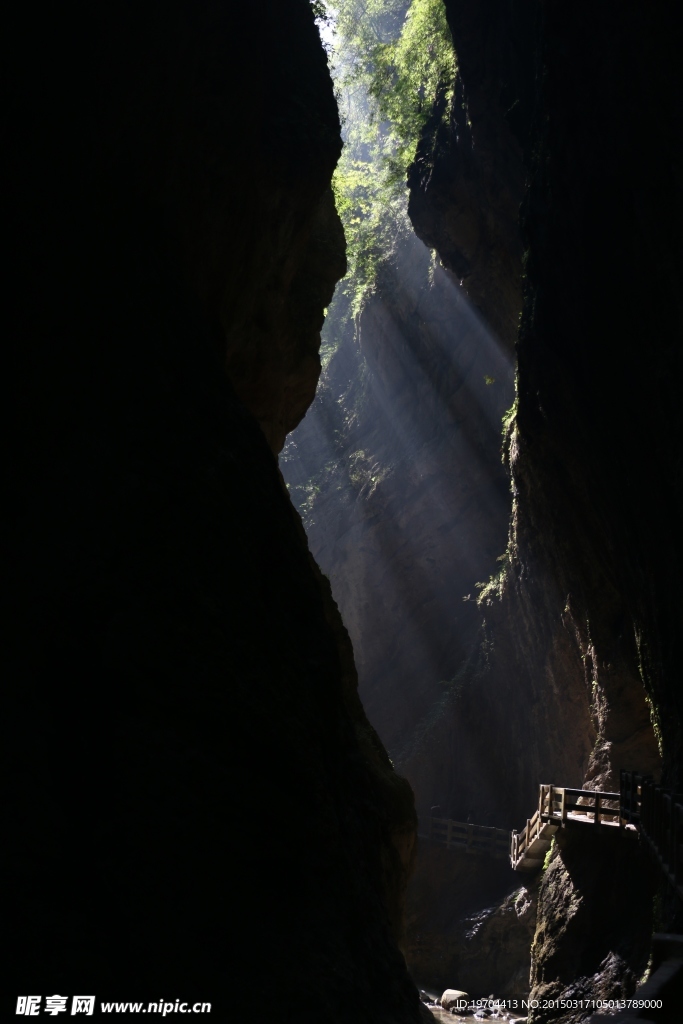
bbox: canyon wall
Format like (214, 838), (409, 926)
(406, 0), (681, 1012)
(5, 3), (422, 1019)
(407, 0), (678, 826)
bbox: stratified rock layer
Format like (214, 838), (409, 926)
(5, 3), (419, 1019)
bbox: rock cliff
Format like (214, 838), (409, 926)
(406, 0), (682, 1012)
(5, 3), (420, 1018)
(529, 830), (656, 1024)
(407, 0), (680, 822)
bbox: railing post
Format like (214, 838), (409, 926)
(629, 770), (634, 821)
(561, 788), (566, 823)
(619, 770), (626, 827)
(629, 771), (634, 822)
(595, 792), (601, 825)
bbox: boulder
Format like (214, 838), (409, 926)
(441, 990), (470, 1010)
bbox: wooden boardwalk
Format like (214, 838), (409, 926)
(510, 784), (622, 871)
(427, 816), (509, 859)
(427, 773), (682, 902)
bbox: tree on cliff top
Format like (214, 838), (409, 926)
(312, 0), (456, 314)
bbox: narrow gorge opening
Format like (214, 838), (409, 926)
(282, 0), (675, 1010)
(282, 0), (515, 785)
(281, 0), (528, 1003)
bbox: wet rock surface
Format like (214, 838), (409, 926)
(421, 992), (528, 1023)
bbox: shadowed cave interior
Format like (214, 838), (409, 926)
(5, 1), (682, 1021)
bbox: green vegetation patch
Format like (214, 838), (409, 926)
(313, 0), (456, 317)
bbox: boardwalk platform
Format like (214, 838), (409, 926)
(511, 784), (623, 871)
(425, 774), (682, 902)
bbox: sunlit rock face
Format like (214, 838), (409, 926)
(5, 2), (420, 1018)
(408, 0), (681, 1012)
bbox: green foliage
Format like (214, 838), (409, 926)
(638, 953), (653, 987)
(369, 0), (456, 178)
(502, 372), (519, 469)
(289, 1), (456, 531)
(542, 837), (556, 871)
(502, 370), (519, 436)
(634, 626), (664, 758)
(315, 0), (456, 316)
(475, 551), (510, 605)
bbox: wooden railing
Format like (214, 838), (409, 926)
(510, 807), (543, 869)
(621, 770), (683, 901)
(510, 785), (620, 870)
(429, 775), (682, 899)
(538, 784), (621, 825)
(428, 817), (510, 858)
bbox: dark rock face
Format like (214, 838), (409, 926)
(402, 0), (681, 835)
(403, 0), (680, 808)
(5, 3), (419, 1018)
(419, 0), (681, 798)
(408, 0), (536, 352)
(405, 0), (682, 1010)
(406, 842), (536, 997)
(510, 0), (682, 789)
(529, 829), (656, 1024)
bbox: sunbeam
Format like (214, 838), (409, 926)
(282, 224), (515, 798)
